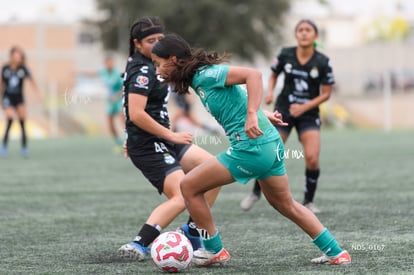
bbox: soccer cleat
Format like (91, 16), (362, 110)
(240, 192), (260, 211)
(118, 242), (149, 261)
(192, 248), (231, 266)
(304, 202), (321, 214)
(1, 146), (7, 158)
(177, 224), (202, 250)
(311, 250), (351, 265)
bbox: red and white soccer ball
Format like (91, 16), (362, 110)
(151, 231), (193, 273)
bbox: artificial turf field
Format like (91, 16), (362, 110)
(1, 129), (413, 274)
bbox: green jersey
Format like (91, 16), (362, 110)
(98, 67), (123, 97)
(191, 64), (278, 145)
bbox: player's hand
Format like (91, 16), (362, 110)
(263, 110), (288, 126)
(289, 103), (305, 117)
(264, 93), (274, 105)
(170, 132), (193, 144)
(123, 141), (129, 158)
(245, 112), (263, 139)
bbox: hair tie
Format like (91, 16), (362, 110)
(313, 41), (324, 49)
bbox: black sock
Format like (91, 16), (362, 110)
(3, 119), (13, 147)
(134, 224), (161, 247)
(253, 180), (261, 197)
(186, 217), (200, 237)
(304, 169), (320, 204)
(20, 120), (27, 148)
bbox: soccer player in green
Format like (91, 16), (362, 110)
(151, 34), (351, 266)
(77, 56), (124, 148)
(241, 19), (334, 213)
(98, 56), (124, 147)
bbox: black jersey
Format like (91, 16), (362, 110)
(123, 52), (170, 148)
(1, 64), (31, 96)
(271, 47), (334, 117)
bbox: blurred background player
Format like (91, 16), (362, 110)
(240, 19), (335, 213)
(170, 92), (220, 135)
(117, 16), (220, 261)
(1, 46), (42, 158)
(78, 56), (124, 148)
(99, 56), (124, 148)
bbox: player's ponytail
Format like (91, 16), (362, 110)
(128, 16), (165, 57)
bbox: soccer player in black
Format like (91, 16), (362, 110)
(117, 16), (220, 261)
(1, 46), (42, 157)
(241, 19), (335, 214)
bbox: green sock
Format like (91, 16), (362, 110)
(312, 228), (343, 257)
(202, 231), (223, 254)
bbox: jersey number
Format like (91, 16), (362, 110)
(154, 142), (168, 153)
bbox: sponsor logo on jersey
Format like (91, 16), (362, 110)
(293, 78), (309, 92)
(9, 76), (19, 88)
(164, 153), (175, 164)
(140, 66), (149, 73)
(284, 63), (292, 73)
(237, 165), (253, 176)
(288, 94), (310, 104)
(291, 69), (308, 77)
(157, 75), (165, 82)
(135, 75), (149, 89)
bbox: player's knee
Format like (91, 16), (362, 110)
(305, 155), (319, 169)
(171, 196), (186, 211)
(273, 198), (296, 217)
(180, 178), (191, 200)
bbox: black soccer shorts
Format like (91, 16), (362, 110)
(2, 94), (24, 108)
(275, 113), (321, 137)
(128, 139), (191, 194)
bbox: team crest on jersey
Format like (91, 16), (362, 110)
(310, 67), (319, 78)
(284, 63), (292, 73)
(135, 75), (149, 89)
(164, 153), (175, 164)
(205, 68), (219, 78)
(17, 69), (26, 78)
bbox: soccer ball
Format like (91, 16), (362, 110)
(151, 231), (193, 273)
